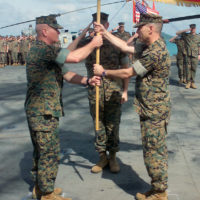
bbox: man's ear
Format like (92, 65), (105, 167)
(42, 29), (48, 37)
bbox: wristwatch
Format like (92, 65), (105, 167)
(102, 70), (106, 77)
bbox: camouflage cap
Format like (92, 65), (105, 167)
(190, 24), (196, 29)
(36, 14), (63, 29)
(134, 13), (163, 28)
(92, 12), (109, 23)
(118, 22), (125, 26)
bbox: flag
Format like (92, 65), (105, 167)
(148, 0), (200, 7)
(135, 0), (159, 23)
(133, 1), (136, 23)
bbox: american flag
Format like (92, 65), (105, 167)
(135, 0), (159, 23)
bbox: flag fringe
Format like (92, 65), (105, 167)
(151, 0), (200, 7)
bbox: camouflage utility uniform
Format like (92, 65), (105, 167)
(79, 38), (129, 153)
(21, 38), (30, 64)
(133, 38), (171, 191)
(25, 40), (69, 193)
(174, 37), (187, 81)
(113, 31), (131, 42)
(10, 39), (19, 65)
(182, 32), (200, 83)
(0, 39), (5, 66)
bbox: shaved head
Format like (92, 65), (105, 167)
(36, 24), (50, 36)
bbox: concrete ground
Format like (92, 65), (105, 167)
(0, 61), (200, 200)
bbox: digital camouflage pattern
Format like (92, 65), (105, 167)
(134, 38), (171, 121)
(9, 39), (19, 64)
(140, 117), (168, 191)
(25, 39), (66, 193)
(27, 115), (60, 193)
(113, 31), (131, 42)
(181, 33), (200, 82)
(134, 13), (163, 28)
(0, 39), (6, 65)
(174, 38), (187, 80)
(134, 38), (171, 191)
(36, 14), (63, 29)
(181, 32), (200, 57)
(25, 40), (63, 117)
(79, 38), (129, 152)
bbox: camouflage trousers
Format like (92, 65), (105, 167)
(186, 56), (198, 83)
(0, 52), (6, 65)
(11, 51), (18, 64)
(26, 115), (60, 193)
(177, 56), (187, 80)
(89, 101), (121, 153)
(140, 117), (168, 191)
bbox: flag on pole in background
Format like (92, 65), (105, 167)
(133, 1), (136, 23)
(135, 0), (159, 23)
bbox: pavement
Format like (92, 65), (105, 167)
(0, 61), (200, 200)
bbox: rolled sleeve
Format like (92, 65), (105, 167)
(56, 48), (70, 75)
(133, 60), (148, 77)
(56, 48), (70, 65)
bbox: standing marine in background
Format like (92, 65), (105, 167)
(78, 12), (129, 174)
(169, 35), (187, 84)
(176, 24), (200, 89)
(113, 22), (131, 42)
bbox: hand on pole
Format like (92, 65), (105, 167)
(88, 76), (101, 86)
(91, 35), (103, 48)
(93, 22), (107, 35)
(93, 64), (105, 76)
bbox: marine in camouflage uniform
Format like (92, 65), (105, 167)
(93, 13), (171, 200)
(21, 36), (30, 65)
(7, 37), (13, 65)
(169, 35), (187, 83)
(9, 37), (19, 65)
(177, 24), (200, 89)
(25, 14), (102, 200)
(0, 36), (5, 67)
(79, 13), (129, 173)
(113, 22), (131, 41)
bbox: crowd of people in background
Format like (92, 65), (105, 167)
(0, 35), (36, 67)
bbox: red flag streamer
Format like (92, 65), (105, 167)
(133, 1), (136, 23)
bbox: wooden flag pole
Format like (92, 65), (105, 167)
(95, 0), (101, 131)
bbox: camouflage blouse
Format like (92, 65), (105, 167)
(25, 40), (69, 117)
(174, 38), (187, 57)
(113, 31), (131, 42)
(182, 33), (200, 57)
(134, 38), (171, 120)
(79, 38), (129, 103)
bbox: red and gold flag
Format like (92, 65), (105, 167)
(149, 0), (200, 6)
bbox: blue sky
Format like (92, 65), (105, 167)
(0, 0), (199, 36)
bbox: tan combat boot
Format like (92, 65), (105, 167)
(185, 82), (191, 89)
(190, 82), (197, 89)
(136, 189), (154, 200)
(109, 151), (120, 173)
(146, 190), (168, 200)
(91, 151), (108, 173)
(41, 192), (72, 200)
(32, 185), (63, 199)
(183, 78), (187, 84)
